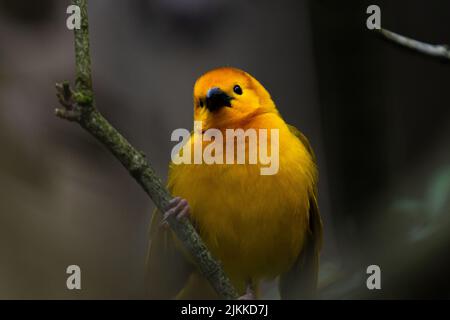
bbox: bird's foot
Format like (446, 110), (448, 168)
(160, 197), (191, 229)
(238, 284), (256, 300)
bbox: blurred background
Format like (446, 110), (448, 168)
(0, 0), (449, 299)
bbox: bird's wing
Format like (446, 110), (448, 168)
(279, 125), (323, 299)
(145, 206), (193, 299)
(286, 124), (317, 162)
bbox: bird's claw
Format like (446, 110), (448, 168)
(159, 197), (191, 229)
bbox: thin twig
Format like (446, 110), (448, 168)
(55, 0), (238, 299)
(375, 28), (450, 61)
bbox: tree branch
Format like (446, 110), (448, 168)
(375, 28), (450, 61)
(55, 0), (238, 299)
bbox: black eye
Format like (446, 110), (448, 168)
(233, 85), (243, 95)
(199, 100), (204, 107)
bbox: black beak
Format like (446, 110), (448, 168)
(205, 87), (232, 112)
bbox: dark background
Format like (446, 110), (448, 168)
(0, 0), (449, 299)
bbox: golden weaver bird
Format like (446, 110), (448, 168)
(146, 67), (323, 299)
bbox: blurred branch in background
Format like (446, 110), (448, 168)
(54, 0), (237, 299)
(376, 28), (450, 61)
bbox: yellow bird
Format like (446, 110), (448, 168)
(146, 67), (323, 299)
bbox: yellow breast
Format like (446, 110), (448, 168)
(168, 113), (316, 292)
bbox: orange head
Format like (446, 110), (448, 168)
(193, 67), (277, 129)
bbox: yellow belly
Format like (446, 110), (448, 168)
(168, 117), (315, 292)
